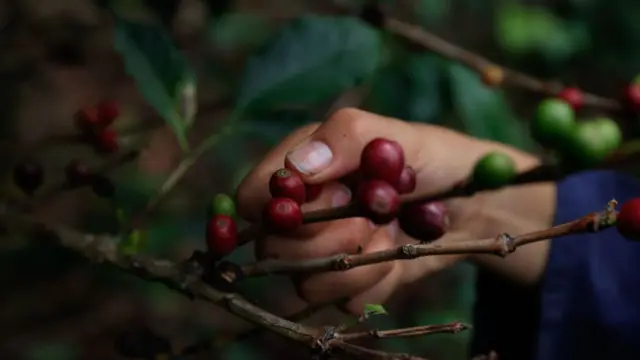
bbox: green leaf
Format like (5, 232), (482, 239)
(241, 109), (315, 141)
(363, 303), (388, 316)
(405, 54), (444, 123)
(447, 63), (533, 150)
(237, 15), (383, 111)
(114, 18), (196, 151)
(365, 53), (443, 123)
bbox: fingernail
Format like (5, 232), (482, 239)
(286, 141), (333, 175)
(331, 185), (351, 207)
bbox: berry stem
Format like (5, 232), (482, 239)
(380, 15), (621, 111)
(235, 144), (640, 247)
(0, 210), (452, 360)
(232, 202), (617, 278)
(336, 321), (469, 341)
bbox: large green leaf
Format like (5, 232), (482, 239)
(365, 53), (443, 123)
(114, 18), (196, 151)
(236, 15), (383, 111)
(447, 64), (533, 150)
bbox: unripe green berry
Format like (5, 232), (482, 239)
(472, 152), (516, 189)
(560, 122), (611, 169)
(588, 117), (622, 153)
(531, 99), (576, 148)
(208, 193), (236, 218)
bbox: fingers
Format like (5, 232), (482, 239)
(292, 224), (397, 305)
(343, 259), (404, 315)
(284, 108), (419, 183)
(255, 213), (371, 261)
(236, 108), (421, 222)
(236, 123), (320, 222)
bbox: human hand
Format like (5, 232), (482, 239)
(236, 108), (555, 314)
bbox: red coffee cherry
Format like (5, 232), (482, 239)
(306, 183), (323, 202)
(263, 197), (303, 233)
(13, 159), (44, 195)
(96, 100), (120, 126)
(623, 83), (640, 113)
(360, 138), (405, 185)
(206, 214), (238, 257)
(356, 179), (400, 224)
(96, 128), (119, 153)
(396, 166), (417, 194)
(64, 159), (93, 187)
(557, 87), (584, 111)
(269, 168), (306, 204)
(617, 198), (640, 241)
(398, 201), (449, 243)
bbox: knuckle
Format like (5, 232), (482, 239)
(326, 107), (368, 134)
(339, 219), (370, 253)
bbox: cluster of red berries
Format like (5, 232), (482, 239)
(75, 100), (121, 153)
(261, 138), (449, 239)
(13, 157), (114, 198)
(204, 138), (451, 260)
(533, 91), (622, 168)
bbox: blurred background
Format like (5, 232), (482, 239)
(0, 0), (639, 359)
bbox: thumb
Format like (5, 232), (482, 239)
(284, 108), (421, 184)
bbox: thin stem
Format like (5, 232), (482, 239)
(336, 322), (469, 341)
(0, 210), (465, 360)
(124, 111), (242, 233)
(232, 202), (617, 278)
(235, 143), (639, 247)
(382, 16), (621, 111)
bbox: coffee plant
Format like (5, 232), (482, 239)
(3, 2), (640, 360)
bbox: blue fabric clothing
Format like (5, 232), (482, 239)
(471, 170), (640, 360)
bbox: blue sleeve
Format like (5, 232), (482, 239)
(470, 170), (640, 360)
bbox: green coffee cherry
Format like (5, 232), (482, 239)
(208, 193), (236, 218)
(561, 122), (611, 169)
(119, 230), (147, 256)
(531, 98), (576, 148)
(472, 152), (516, 189)
(590, 117), (622, 152)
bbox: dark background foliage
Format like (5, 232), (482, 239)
(0, 0), (637, 359)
